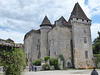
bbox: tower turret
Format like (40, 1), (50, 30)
(69, 2), (94, 68)
(40, 16), (52, 59)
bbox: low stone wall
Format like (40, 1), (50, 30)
(0, 66), (3, 72)
(24, 65), (54, 71)
(36, 66), (42, 71)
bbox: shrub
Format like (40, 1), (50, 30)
(42, 64), (50, 70)
(44, 56), (50, 62)
(58, 54), (65, 68)
(32, 59), (41, 66)
(93, 54), (100, 67)
(50, 58), (60, 70)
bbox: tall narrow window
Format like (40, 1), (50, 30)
(38, 39), (39, 43)
(84, 30), (86, 34)
(84, 37), (87, 43)
(85, 51), (88, 58)
(48, 49), (50, 56)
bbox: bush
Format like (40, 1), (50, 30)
(42, 64), (50, 70)
(50, 58), (60, 70)
(32, 59), (41, 66)
(0, 61), (2, 66)
(93, 54), (100, 67)
(44, 56), (50, 62)
(58, 54), (65, 68)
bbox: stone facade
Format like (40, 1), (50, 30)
(24, 3), (94, 68)
(24, 30), (41, 65)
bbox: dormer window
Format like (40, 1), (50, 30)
(77, 18), (78, 20)
(82, 19), (84, 21)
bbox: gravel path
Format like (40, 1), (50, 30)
(22, 69), (100, 75)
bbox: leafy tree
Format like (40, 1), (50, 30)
(0, 47), (26, 75)
(92, 31), (100, 54)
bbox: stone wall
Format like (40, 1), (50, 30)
(24, 31), (40, 65)
(71, 18), (94, 68)
(40, 26), (51, 59)
(48, 25), (72, 67)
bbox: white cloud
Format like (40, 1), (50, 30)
(0, 28), (25, 43)
(88, 0), (100, 16)
(0, 0), (100, 43)
(91, 23), (100, 42)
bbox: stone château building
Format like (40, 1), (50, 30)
(24, 3), (94, 68)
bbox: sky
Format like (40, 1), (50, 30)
(0, 0), (100, 43)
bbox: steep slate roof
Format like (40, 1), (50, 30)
(40, 15), (52, 27)
(58, 16), (71, 27)
(69, 2), (91, 21)
(59, 16), (69, 25)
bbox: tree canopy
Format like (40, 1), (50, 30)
(92, 31), (100, 54)
(0, 47), (26, 75)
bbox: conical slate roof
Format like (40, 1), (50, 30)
(41, 16), (51, 25)
(70, 2), (91, 21)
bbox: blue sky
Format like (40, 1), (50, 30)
(0, 0), (100, 43)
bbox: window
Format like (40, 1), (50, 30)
(67, 62), (71, 67)
(84, 30), (86, 34)
(54, 52), (57, 56)
(38, 39), (39, 43)
(37, 45), (38, 50)
(84, 37), (87, 43)
(85, 51), (88, 58)
(71, 18), (73, 20)
(48, 49), (50, 56)
(87, 20), (88, 22)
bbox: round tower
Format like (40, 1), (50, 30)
(40, 16), (52, 59)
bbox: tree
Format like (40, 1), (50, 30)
(92, 31), (100, 54)
(0, 47), (26, 75)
